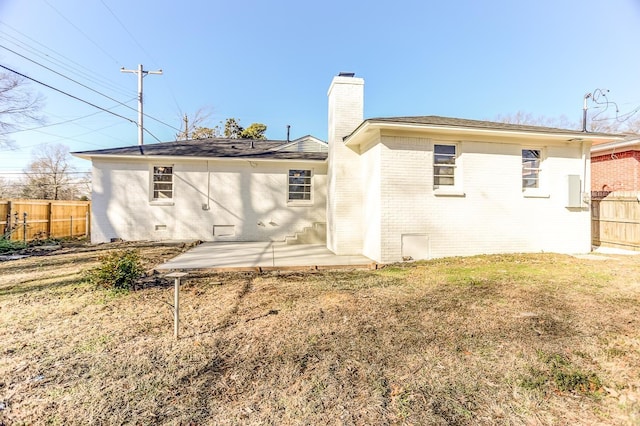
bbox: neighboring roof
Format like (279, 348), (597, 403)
(272, 135), (328, 153)
(72, 138), (328, 161)
(591, 134), (640, 155)
(345, 115), (625, 146)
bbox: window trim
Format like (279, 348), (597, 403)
(433, 142), (465, 196)
(150, 164), (175, 205)
(522, 148), (549, 198)
(287, 168), (313, 205)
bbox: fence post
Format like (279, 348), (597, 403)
(47, 202), (53, 239)
(70, 216), (73, 238)
(4, 201), (11, 237)
(23, 212), (27, 244)
(85, 211), (89, 239)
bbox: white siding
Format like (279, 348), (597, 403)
(90, 158), (327, 243)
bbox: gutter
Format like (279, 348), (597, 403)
(345, 121), (624, 147)
(70, 153), (328, 164)
(590, 139), (640, 154)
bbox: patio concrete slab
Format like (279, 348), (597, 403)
(157, 242), (374, 270)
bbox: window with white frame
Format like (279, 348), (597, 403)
(152, 166), (173, 200)
(288, 169), (312, 201)
(434, 144), (456, 187)
(522, 150), (541, 189)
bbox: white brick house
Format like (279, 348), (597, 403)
(74, 137), (328, 245)
(74, 74), (622, 263)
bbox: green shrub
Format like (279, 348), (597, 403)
(0, 239), (26, 254)
(86, 249), (144, 291)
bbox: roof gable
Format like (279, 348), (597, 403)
(272, 135), (328, 153)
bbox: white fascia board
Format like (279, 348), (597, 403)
(591, 139), (640, 154)
(344, 121), (624, 147)
(71, 153), (327, 164)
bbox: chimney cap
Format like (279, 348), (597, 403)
(338, 72), (355, 77)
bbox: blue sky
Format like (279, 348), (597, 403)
(1, 0), (640, 175)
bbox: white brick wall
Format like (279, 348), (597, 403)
(361, 140), (382, 261)
(90, 158), (327, 243)
(359, 135), (591, 263)
(327, 75), (365, 254)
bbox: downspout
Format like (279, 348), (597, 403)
(581, 140), (589, 205)
(204, 160), (211, 210)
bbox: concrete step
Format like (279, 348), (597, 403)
(285, 222), (326, 245)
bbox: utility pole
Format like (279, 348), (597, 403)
(121, 64), (162, 145)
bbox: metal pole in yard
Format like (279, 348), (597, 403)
(174, 277), (179, 338)
(165, 272), (188, 339)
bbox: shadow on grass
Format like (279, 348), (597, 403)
(0, 256), (99, 276)
(0, 273), (87, 297)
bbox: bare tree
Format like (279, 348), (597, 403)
(588, 114), (640, 134)
(0, 72), (44, 148)
(191, 126), (220, 139)
(496, 109), (640, 135)
(495, 111), (579, 130)
(176, 107), (214, 140)
(21, 144), (85, 200)
(0, 176), (20, 199)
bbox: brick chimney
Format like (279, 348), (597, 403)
(326, 72), (364, 255)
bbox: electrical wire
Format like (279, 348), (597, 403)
(143, 127), (162, 143)
(0, 63), (138, 125)
(0, 171), (90, 175)
(99, 0), (154, 67)
(42, 0), (122, 66)
(589, 89), (639, 127)
(7, 181), (91, 187)
(0, 46), (182, 133)
(97, 0), (184, 114)
(0, 22), (132, 97)
(0, 44), (140, 114)
(0, 98), (136, 136)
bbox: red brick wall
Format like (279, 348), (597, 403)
(591, 150), (640, 191)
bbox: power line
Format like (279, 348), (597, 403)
(7, 181), (91, 187)
(42, 0), (122, 66)
(0, 98), (136, 136)
(0, 26), (128, 95)
(143, 127), (162, 143)
(0, 22), (132, 97)
(97, 1), (184, 114)
(99, 0), (154, 66)
(0, 45), (181, 133)
(0, 171), (90, 175)
(0, 63), (138, 125)
(1, 43), (139, 112)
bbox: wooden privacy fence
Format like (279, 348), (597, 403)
(591, 191), (640, 251)
(0, 199), (91, 241)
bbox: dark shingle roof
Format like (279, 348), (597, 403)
(360, 116), (620, 137)
(73, 138), (328, 161)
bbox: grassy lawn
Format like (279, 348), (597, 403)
(1, 243), (639, 425)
